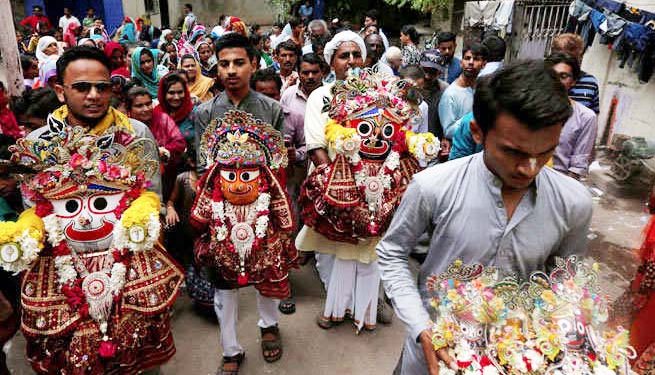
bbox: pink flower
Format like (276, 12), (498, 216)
(107, 165), (123, 179)
(97, 160), (107, 174)
(98, 340), (117, 358)
(69, 153), (88, 169)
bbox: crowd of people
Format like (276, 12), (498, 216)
(1, 2), (653, 375)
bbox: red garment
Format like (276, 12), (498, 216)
(63, 21), (79, 48)
(0, 93), (24, 140)
(104, 42), (129, 77)
(20, 15), (52, 31)
(154, 76), (194, 124)
(149, 110), (186, 158)
(630, 216), (655, 373)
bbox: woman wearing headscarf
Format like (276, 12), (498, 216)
(179, 54), (214, 103)
(63, 20), (80, 49)
(35, 36), (59, 67)
(195, 39), (217, 78)
(34, 58), (57, 89)
(120, 16), (136, 43)
(131, 47), (168, 98)
(154, 72), (195, 148)
(104, 41), (130, 78)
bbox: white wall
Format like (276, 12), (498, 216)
(581, 1), (655, 143)
(122, 1), (162, 28)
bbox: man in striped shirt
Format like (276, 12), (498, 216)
(551, 33), (600, 114)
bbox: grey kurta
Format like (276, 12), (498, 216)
(376, 152), (592, 375)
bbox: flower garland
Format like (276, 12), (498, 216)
(0, 209), (44, 273)
(32, 189), (160, 359)
(210, 176), (270, 286)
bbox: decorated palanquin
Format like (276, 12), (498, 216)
(0, 118), (183, 374)
(427, 256), (638, 375)
(190, 110), (297, 299)
(299, 70), (440, 243)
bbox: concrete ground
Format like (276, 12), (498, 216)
(4, 160), (649, 374)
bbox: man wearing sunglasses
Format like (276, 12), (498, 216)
(26, 46), (163, 199)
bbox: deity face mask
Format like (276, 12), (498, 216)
(555, 311), (587, 351)
(51, 192), (125, 252)
(348, 111), (402, 160)
(219, 167), (261, 205)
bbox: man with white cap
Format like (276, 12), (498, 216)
(297, 30), (394, 331)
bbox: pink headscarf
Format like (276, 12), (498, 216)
(63, 20), (80, 48)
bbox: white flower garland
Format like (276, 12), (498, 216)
(0, 230), (42, 273)
(112, 213), (161, 252)
(351, 150), (400, 212)
(212, 193), (271, 243)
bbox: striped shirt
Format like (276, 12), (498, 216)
(569, 72), (600, 114)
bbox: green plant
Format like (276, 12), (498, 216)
(383, 0), (452, 13)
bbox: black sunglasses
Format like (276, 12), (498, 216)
(65, 81), (113, 93)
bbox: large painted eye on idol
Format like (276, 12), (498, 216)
(576, 321), (585, 335)
(65, 200), (80, 214)
(381, 123), (395, 139)
(220, 170), (238, 182)
(88, 193), (124, 214)
(239, 170), (260, 182)
(558, 319), (572, 333)
(357, 121), (373, 137)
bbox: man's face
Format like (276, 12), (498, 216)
(54, 59), (112, 126)
(552, 62), (576, 91)
(310, 25), (327, 40)
(181, 58), (197, 80)
(272, 25), (281, 35)
(140, 52), (154, 76)
(166, 45), (177, 60)
(254, 80), (280, 101)
(460, 50), (486, 78)
(184, 6), (191, 14)
(438, 41), (456, 61)
(64, 8), (71, 17)
(364, 16), (376, 28)
(332, 42), (363, 80)
(87, 9), (94, 17)
(218, 47), (257, 93)
(165, 82), (186, 109)
(94, 19), (103, 28)
(299, 62), (323, 93)
(423, 66), (441, 87)
(33, 7), (42, 17)
(293, 24), (305, 36)
(471, 113), (562, 190)
(130, 94), (153, 123)
(276, 48), (297, 73)
(365, 35), (384, 63)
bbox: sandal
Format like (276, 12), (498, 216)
(278, 297), (296, 315)
(316, 314), (333, 329)
(260, 325), (283, 363)
(218, 352), (245, 375)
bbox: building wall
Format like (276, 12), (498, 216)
(167, 0), (278, 30)
(122, 1), (162, 27)
(581, 1), (655, 143)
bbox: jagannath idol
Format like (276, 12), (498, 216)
(190, 110), (296, 365)
(0, 119), (183, 374)
(426, 257), (638, 375)
(297, 69), (439, 333)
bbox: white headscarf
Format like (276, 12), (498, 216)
(323, 30), (367, 65)
(36, 36), (59, 65)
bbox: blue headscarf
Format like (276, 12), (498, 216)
(121, 18), (136, 43)
(131, 47), (164, 98)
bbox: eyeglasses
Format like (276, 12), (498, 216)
(64, 81), (113, 93)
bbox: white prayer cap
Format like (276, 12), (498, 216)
(323, 30), (366, 65)
(386, 46), (402, 60)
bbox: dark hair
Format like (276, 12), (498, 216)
(12, 88), (61, 120)
(20, 54), (36, 71)
(87, 7), (95, 12)
(250, 68), (282, 91)
(365, 9), (379, 22)
(56, 46), (111, 84)
(399, 65), (425, 81)
(274, 22), (285, 29)
(93, 17), (102, 22)
(301, 53), (323, 66)
(437, 31), (456, 44)
(33, 5), (43, 11)
(401, 25), (420, 45)
(125, 86), (152, 110)
(179, 53), (196, 66)
(275, 39), (300, 56)
(249, 33), (263, 47)
(482, 36), (506, 62)
(462, 42), (489, 60)
(219, 14), (226, 23)
(545, 52), (581, 81)
(184, 3), (193, 10)
(160, 41), (175, 52)
(289, 17), (302, 28)
(215, 33), (257, 61)
(473, 60), (572, 134)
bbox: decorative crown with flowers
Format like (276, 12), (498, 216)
(426, 257), (637, 375)
(10, 117), (159, 201)
(199, 110), (287, 170)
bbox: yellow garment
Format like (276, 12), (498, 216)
(183, 59), (214, 102)
(295, 226), (378, 263)
(51, 105), (133, 135)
